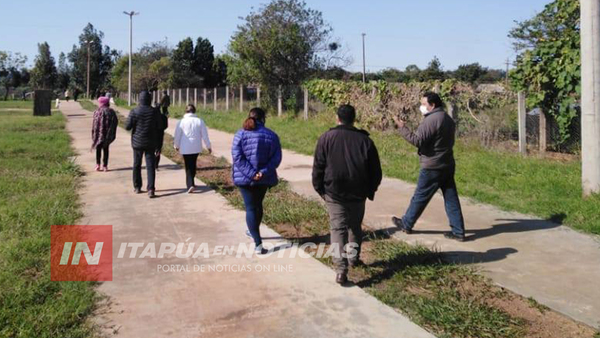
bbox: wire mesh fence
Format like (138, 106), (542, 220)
(117, 85), (581, 155)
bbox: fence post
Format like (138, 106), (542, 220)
(518, 91), (527, 155)
(303, 87), (309, 120)
(203, 88), (207, 109)
(240, 84), (244, 112)
(539, 109), (547, 153)
(186, 87), (189, 105)
(257, 86), (261, 106)
(213, 87), (217, 111)
(172, 89), (176, 106)
(225, 86), (229, 110)
(277, 85), (283, 117)
(194, 88), (198, 107)
(178, 89), (182, 107)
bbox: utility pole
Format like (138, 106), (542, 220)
(361, 33), (366, 83)
(505, 58), (510, 86)
(123, 11), (139, 106)
(85, 40), (91, 99)
(581, 0), (600, 196)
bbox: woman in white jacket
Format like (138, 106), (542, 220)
(174, 104), (212, 193)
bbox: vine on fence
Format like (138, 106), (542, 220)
(304, 79), (516, 141)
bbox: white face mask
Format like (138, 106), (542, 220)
(419, 105), (429, 115)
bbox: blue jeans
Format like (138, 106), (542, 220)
(238, 185), (269, 246)
(402, 166), (465, 236)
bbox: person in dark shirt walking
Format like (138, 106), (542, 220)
(126, 91), (164, 198)
(391, 92), (466, 241)
(312, 105), (382, 285)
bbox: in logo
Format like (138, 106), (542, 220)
(51, 225), (112, 281)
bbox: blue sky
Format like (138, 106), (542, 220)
(1, 0), (551, 72)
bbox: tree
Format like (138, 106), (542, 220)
(171, 37), (198, 87)
(193, 37), (215, 86)
(30, 42), (58, 89)
(227, 0), (338, 92)
(453, 63), (486, 84)
(212, 55), (228, 87)
(509, 0), (580, 145)
(404, 64), (421, 82)
(0, 51), (27, 100)
(379, 68), (406, 83)
(420, 56), (446, 81)
(68, 23), (118, 95)
(57, 52), (71, 90)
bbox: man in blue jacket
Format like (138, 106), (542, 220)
(312, 105), (382, 285)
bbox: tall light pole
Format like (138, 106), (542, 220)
(581, 0), (600, 196)
(123, 11), (139, 106)
(84, 40), (91, 99)
(361, 33), (366, 83)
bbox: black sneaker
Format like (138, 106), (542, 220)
(148, 189), (156, 199)
(444, 232), (466, 242)
(255, 245), (267, 255)
(336, 273), (348, 285)
(134, 187), (142, 194)
(391, 216), (413, 234)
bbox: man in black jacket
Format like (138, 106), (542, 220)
(392, 92), (466, 241)
(312, 105), (382, 285)
(126, 91), (164, 198)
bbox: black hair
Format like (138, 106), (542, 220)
(422, 92), (443, 109)
(243, 107), (266, 131)
(337, 104), (356, 125)
(186, 104), (196, 113)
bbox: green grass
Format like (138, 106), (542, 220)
(78, 99), (97, 112)
(0, 100), (33, 109)
(0, 107), (98, 337)
(162, 107), (600, 235)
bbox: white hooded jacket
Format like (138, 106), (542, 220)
(174, 113), (212, 155)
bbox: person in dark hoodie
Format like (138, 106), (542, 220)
(126, 91), (164, 198)
(312, 104), (382, 285)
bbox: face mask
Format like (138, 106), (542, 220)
(419, 105), (429, 115)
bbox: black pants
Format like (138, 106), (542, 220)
(183, 153), (199, 189)
(133, 148), (156, 191)
(96, 144), (109, 167)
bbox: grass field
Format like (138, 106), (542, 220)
(0, 100), (33, 109)
(164, 106), (600, 236)
(0, 106), (98, 337)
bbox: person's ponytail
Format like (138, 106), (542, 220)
(242, 107), (266, 131)
(243, 117), (257, 131)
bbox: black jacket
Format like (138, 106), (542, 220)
(125, 91), (164, 150)
(312, 124), (382, 202)
(398, 108), (456, 169)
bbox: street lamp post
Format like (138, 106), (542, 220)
(361, 33), (366, 83)
(123, 11), (139, 106)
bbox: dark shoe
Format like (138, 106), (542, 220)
(255, 245), (267, 255)
(134, 187), (142, 194)
(392, 216), (413, 234)
(336, 273), (348, 285)
(444, 231), (466, 242)
(148, 189), (156, 198)
(349, 259), (365, 268)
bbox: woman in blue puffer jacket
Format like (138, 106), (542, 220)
(232, 107), (282, 254)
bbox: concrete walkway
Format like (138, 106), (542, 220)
(64, 101), (434, 338)
(108, 103), (600, 328)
